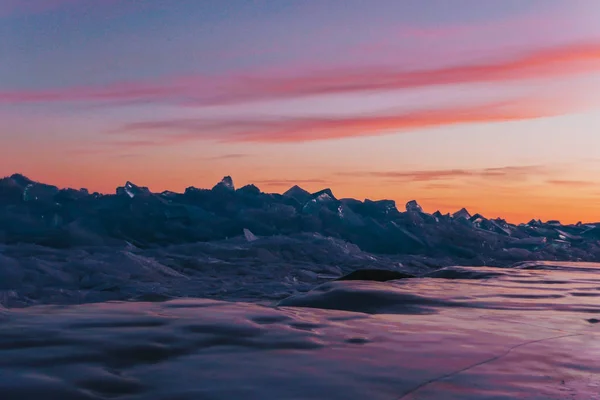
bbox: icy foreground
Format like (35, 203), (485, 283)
(1, 261), (600, 399)
(2, 174), (600, 399)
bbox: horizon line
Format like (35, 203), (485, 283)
(3, 172), (594, 226)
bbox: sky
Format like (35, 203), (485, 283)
(1, 0), (600, 223)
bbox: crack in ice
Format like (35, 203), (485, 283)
(395, 333), (582, 400)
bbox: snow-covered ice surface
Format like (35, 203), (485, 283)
(0, 234), (432, 307)
(1, 255), (600, 399)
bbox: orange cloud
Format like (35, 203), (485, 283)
(546, 179), (597, 187)
(254, 179), (329, 187)
(115, 98), (562, 143)
(205, 154), (252, 160)
(339, 165), (547, 182)
(2, 41), (599, 106)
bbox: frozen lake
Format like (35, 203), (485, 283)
(1, 261), (599, 399)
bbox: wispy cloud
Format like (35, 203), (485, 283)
(203, 41), (599, 106)
(338, 165), (548, 182)
(254, 179), (329, 187)
(2, 41), (599, 106)
(65, 147), (143, 159)
(112, 99), (560, 144)
(546, 179), (597, 187)
(206, 153), (251, 160)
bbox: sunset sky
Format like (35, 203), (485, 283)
(2, 0), (600, 223)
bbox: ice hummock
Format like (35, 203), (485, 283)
(283, 185), (311, 203)
(405, 199), (423, 213)
(213, 176), (235, 191)
(453, 207), (472, 220)
(116, 181), (151, 198)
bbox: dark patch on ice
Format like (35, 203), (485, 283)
(251, 315), (292, 324)
(191, 335), (325, 351)
(335, 269), (415, 282)
(131, 293), (174, 302)
(326, 314), (368, 322)
(0, 335), (76, 350)
(68, 319), (167, 329)
(101, 342), (189, 367)
(425, 266), (505, 280)
(570, 292), (600, 297)
(182, 323), (264, 338)
(508, 279), (572, 285)
(163, 300), (227, 308)
(494, 293), (565, 299)
(345, 337), (370, 344)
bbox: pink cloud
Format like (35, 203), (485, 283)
(254, 179), (329, 187)
(113, 98), (563, 144)
(339, 166), (548, 182)
(207, 41), (600, 105)
(546, 179), (596, 187)
(2, 41), (599, 107)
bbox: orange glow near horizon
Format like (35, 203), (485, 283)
(6, 154), (600, 225)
